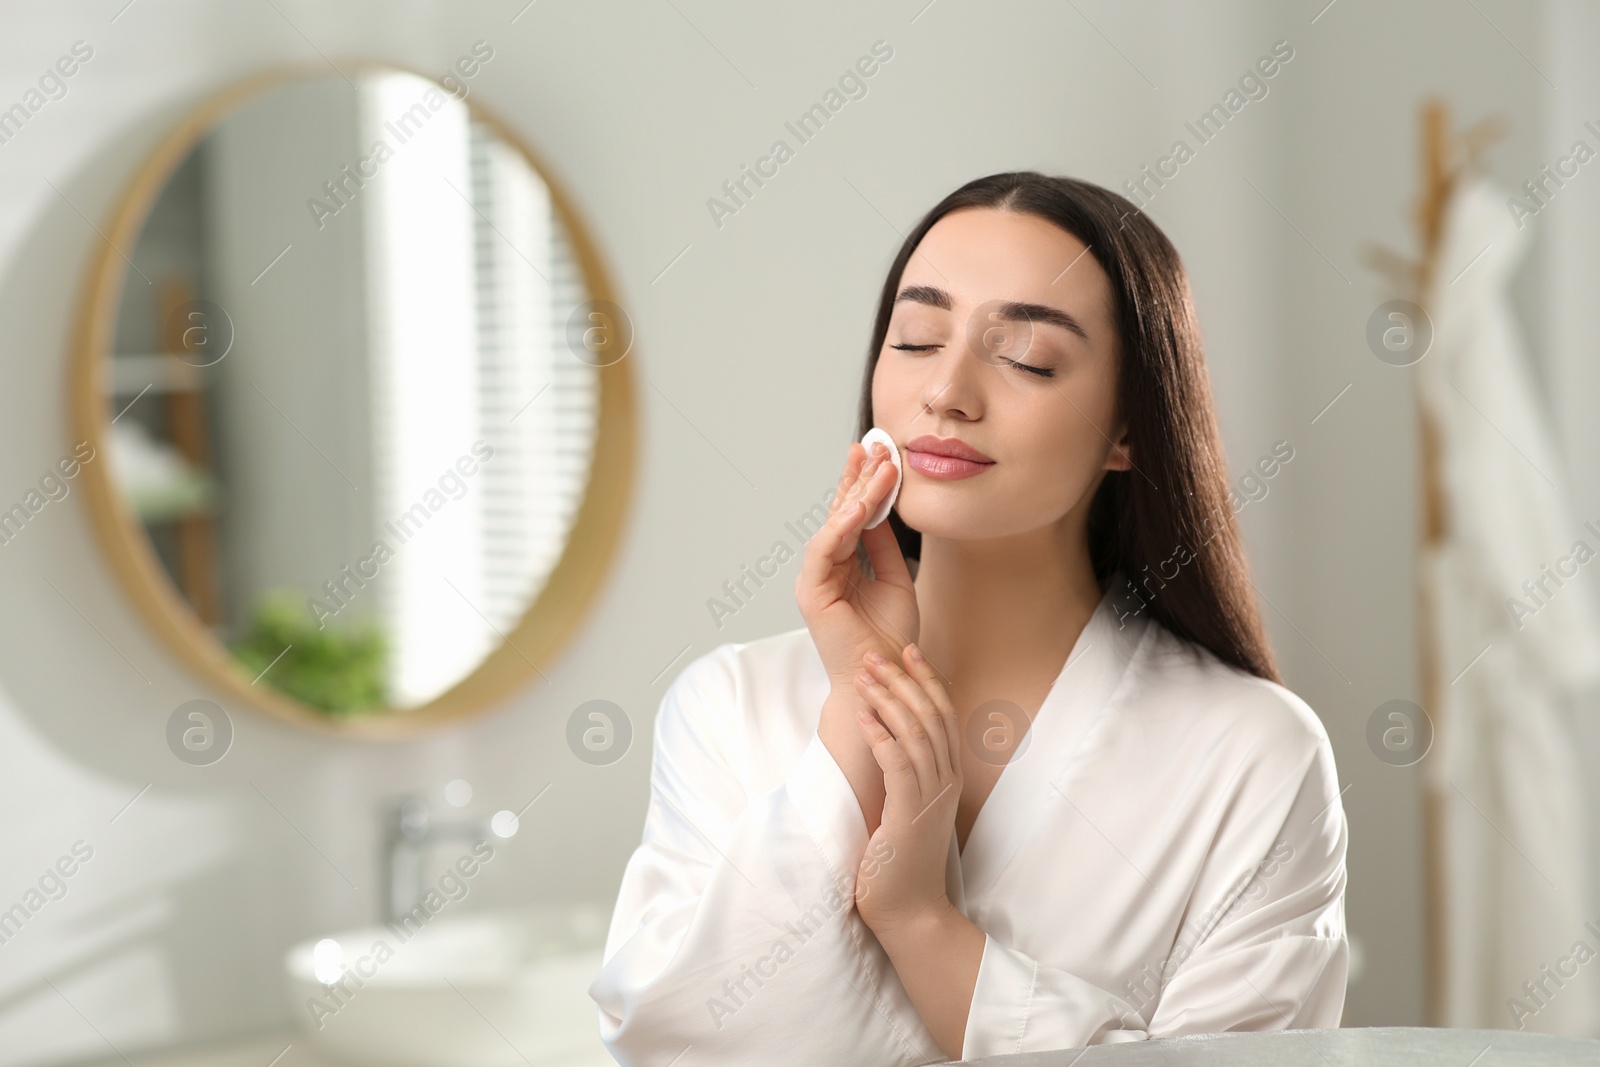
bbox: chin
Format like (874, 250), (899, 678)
(894, 500), (1006, 542)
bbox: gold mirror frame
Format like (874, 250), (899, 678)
(67, 60), (637, 740)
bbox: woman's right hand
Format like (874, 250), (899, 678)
(797, 439), (919, 689)
(796, 440), (918, 832)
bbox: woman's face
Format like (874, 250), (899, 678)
(872, 206), (1130, 547)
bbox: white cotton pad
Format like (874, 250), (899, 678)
(859, 427), (902, 529)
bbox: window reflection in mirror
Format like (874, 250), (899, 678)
(107, 70), (599, 716)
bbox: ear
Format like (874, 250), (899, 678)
(1105, 422), (1133, 472)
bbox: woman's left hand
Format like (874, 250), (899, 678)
(852, 642), (964, 935)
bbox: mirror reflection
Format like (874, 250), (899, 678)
(106, 69), (600, 716)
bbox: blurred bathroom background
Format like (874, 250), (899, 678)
(2, 0), (1600, 1063)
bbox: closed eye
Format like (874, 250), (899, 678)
(890, 342), (1055, 378)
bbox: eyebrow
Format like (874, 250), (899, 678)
(894, 284), (1090, 341)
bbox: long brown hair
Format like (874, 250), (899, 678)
(855, 171), (1280, 684)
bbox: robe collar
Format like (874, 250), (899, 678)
(946, 571), (1158, 908)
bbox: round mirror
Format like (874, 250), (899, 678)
(69, 62), (636, 737)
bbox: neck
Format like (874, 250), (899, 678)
(911, 518), (1104, 693)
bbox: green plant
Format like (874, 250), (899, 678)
(230, 591), (389, 716)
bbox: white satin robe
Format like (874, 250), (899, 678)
(590, 580), (1349, 1063)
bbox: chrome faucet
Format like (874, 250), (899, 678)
(381, 783), (517, 922)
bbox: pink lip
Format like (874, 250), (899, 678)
(905, 435), (994, 462)
(907, 451), (993, 479)
(904, 434), (995, 480)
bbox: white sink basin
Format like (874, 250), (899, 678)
(284, 904), (612, 1067)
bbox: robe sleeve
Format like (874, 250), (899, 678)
(960, 724), (1350, 1059)
(589, 649), (936, 1066)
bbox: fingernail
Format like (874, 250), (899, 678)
(907, 644), (924, 663)
(866, 650), (886, 665)
(860, 671), (877, 686)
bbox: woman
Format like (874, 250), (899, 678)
(590, 172), (1348, 1064)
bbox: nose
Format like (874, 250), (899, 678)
(916, 321), (991, 423)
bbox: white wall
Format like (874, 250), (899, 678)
(0, 0), (1576, 1060)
